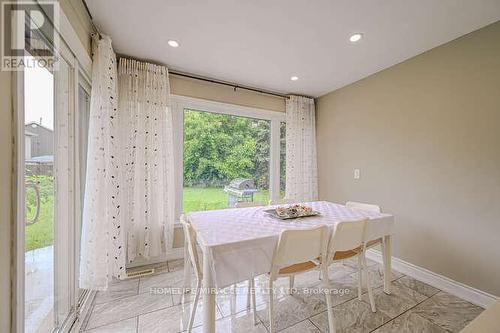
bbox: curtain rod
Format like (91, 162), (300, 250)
(116, 53), (295, 99)
(167, 71), (314, 100)
(168, 71), (291, 99)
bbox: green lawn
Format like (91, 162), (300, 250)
(183, 187), (269, 213)
(25, 175), (54, 252)
(25, 184), (269, 251)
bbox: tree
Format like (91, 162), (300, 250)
(183, 110), (271, 188)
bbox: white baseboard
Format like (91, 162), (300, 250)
(366, 249), (498, 309)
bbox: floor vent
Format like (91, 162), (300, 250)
(125, 268), (155, 279)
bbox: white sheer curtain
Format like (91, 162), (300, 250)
(285, 95), (318, 202)
(80, 39), (174, 290)
(118, 58), (174, 262)
(80, 36), (125, 290)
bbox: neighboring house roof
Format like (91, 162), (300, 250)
(25, 122), (54, 133)
(26, 155), (54, 164)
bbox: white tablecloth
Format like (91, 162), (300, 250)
(186, 201), (395, 288)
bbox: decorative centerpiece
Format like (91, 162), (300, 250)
(265, 204), (320, 220)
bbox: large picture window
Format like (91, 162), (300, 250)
(171, 96), (285, 215)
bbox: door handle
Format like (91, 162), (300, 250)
(26, 181), (41, 226)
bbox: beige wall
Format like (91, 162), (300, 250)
(170, 75), (285, 112)
(316, 21), (500, 296)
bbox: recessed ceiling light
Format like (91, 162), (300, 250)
(349, 33), (363, 43)
(290, 76), (299, 81)
(168, 40), (180, 48)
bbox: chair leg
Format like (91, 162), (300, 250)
(187, 279), (201, 333)
(250, 278), (258, 325)
(357, 255), (363, 300)
(363, 254), (376, 312)
(322, 267), (336, 333)
(289, 275), (295, 294)
(268, 279), (275, 333)
(246, 280), (251, 309)
(183, 244), (192, 295)
(228, 284), (236, 313)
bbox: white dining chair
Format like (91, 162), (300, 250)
(268, 198), (295, 205)
(345, 201), (381, 213)
(345, 201), (384, 250)
(266, 226), (335, 333)
(181, 217), (258, 332)
(326, 219), (376, 312)
(234, 201), (265, 208)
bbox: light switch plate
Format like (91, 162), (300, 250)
(354, 169), (360, 179)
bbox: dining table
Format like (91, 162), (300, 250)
(183, 201), (395, 333)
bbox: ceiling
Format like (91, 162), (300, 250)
(85, 0), (500, 97)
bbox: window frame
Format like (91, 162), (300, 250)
(171, 95), (285, 225)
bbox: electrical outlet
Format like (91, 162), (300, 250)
(354, 169), (360, 179)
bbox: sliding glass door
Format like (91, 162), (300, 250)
(18, 7), (92, 332)
(23, 44), (77, 333)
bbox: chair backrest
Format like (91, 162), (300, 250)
(346, 201), (381, 213)
(180, 215), (202, 279)
(269, 198), (296, 205)
(235, 201), (265, 208)
(270, 225), (329, 277)
(328, 219), (368, 259)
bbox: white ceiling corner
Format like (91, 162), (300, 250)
(85, 0), (500, 97)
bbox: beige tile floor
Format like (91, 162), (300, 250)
(80, 258), (483, 333)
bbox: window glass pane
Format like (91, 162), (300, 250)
(22, 10), (78, 332)
(183, 109), (270, 212)
(24, 64), (55, 333)
(53, 53), (73, 327)
(24, 51), (75, 333)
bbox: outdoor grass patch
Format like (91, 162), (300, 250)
(24, 183), (269, 251)
(183, 187), (269, 213)
(25, 175), (54, 252)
